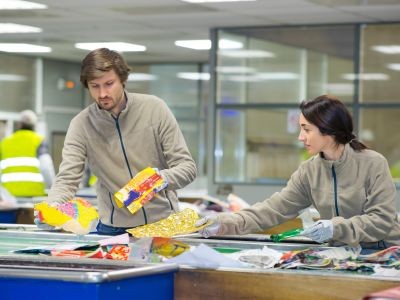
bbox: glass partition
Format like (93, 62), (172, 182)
(215, 108), (303, 183)
(360, 24), (400, 181)
(0, 53), (36, 111)
(360, 24), (400, 103)
(214, 25), (356, 183)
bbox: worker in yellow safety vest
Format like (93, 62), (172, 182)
(0, 110), (55, 197)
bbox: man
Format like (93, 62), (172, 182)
(0, 110), (55, 197)
(43, 48), (197, 235)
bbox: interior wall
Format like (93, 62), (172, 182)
(42, 59), (84, 171)
(0, 53), (36, 112)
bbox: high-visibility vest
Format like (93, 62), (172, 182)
(0, 130), (46, 197)
(88, 174), (97, 187)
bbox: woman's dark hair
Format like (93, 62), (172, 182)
(299, 95), (367, 151)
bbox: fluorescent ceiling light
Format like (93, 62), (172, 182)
(257, 72), (298, 80)
(387, 63), (400, 71)
(227, 75), (262, 82)
(342, 73), (389, 80)
(228, 72), (298, 82)
(75, 42), (146, 52)
(0, 0), (47, 9)
(371, 45), (400, 54)
(175, 40), (210, 50)
(175, 39), (242, 50)
(181, 0), (256, 3)
(216, 66), (255, 73)
(219, 39), (243, 49)
(0, 43), (51, 53)
(177, 72), (210, 81)
(128, 73), (157, 81)
(0, 74), (27, 81)
(219, 49), (275, 58)
(0, 23), (42, 33)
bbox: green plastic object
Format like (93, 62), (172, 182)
(214, 247), (242, 254)
(270, 228), (303, 242)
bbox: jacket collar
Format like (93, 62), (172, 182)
(317, 143), (352, 172)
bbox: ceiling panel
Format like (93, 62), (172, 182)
(0, 0), (399, 63)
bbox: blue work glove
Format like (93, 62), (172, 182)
(153, 168), (168, 193)
(302, 220), (333, 243)
(33, 209), (56, 231)
(195, 215), (221, 238)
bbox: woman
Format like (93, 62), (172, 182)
(197, 95), (400, 250)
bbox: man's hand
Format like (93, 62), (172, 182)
(195, 215), (221, 238)
(153, 168), (168, 193)
(302, 220), (333, 243)
(33, 206), (56, 231)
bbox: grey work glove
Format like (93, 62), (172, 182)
(302, 220), (333, 243)
(195, 215), (221, 238)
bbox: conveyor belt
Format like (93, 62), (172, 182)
(0, 227), (177, 283)
(0, 227), (104, 255)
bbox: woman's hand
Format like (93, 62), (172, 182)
(302, 220), (333, 243)
(195, 215), (221, 238)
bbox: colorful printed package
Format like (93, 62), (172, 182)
(114, 167), (165, 214)
(49, 245), (131, 260)
(104, 245), (131, 260)
(127, 208), (212, 238)
(51, 248), (104, 259)
(34, 198), (99, 235)
(152, 237), (190, 258)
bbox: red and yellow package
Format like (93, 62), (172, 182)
(114, 167), (165, 214)
(105, 245), (131, 260)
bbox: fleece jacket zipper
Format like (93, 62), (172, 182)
(331, 165), (340, 216)
(112, 114), (148, 224)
